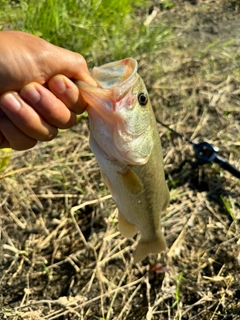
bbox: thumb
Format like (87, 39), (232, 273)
(48, 46), (97, 87)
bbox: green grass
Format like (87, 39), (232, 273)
(221, 195), (236, 221)
(0, 0), (171, 65)
(0, 0), (22, 27)
(0, 149), (12, 173)
(171, 272), (183, 309)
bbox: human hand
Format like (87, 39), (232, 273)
(0, 30), (96, 150)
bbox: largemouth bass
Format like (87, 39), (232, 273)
(76, 58), (169, 263)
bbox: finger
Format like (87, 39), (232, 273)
(20, 83), (77, 129)
(47, 48), (97, 87)
(48, 75), (87, 114)
(0, 117), (37, 150)
(0, 92), (58, 141)
(0, 31), (97, 94)
(37, 43), (97, 88)
(0, 132), (10, 149)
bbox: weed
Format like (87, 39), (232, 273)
(171, 272), (183, 309)
(221, 195), (235, 221)
(16, 0), (170, 63)
(0, 149), (12, 172)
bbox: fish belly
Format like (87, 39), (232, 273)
(89, 133), (169, 263)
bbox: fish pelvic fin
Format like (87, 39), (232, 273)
(133, 232), (167, 264)
(117, 208), (137, 238)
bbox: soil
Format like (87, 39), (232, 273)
(1, 1), (240, 320)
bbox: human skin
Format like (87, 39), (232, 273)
(0, 30), (96, 150)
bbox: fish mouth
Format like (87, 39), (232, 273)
(75, 58), (139, 115)
(75, 58), (152, 165)
(92, 58), (138, 91)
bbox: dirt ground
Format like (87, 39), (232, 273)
(1, 1), (240, 319)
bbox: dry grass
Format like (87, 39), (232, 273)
(1, 1), (240, 319)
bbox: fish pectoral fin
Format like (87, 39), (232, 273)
(120, 167), (143, 194)
(133, 232), (166, 264)
(117, 209), (137, 238)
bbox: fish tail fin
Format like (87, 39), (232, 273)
(133, 232), (166, 264)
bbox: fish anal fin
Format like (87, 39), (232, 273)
(120, 167), (143, 194)
(118, 209), (137, 238)
(133, 232), (167, 264)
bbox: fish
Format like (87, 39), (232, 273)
(76, 58), (170, 263)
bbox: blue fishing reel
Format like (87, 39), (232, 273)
(192, 141), (240, 178)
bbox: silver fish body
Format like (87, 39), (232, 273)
(76, 58), (169, 263)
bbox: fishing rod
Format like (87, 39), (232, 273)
(156, 118), (240, 179)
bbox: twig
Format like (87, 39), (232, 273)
(70, 194), (112, 248)
(117, 282), (142, 319)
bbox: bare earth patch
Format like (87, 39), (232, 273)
(1, 1), (240, 319)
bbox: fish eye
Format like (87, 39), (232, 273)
(138, 92), (148, 106)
